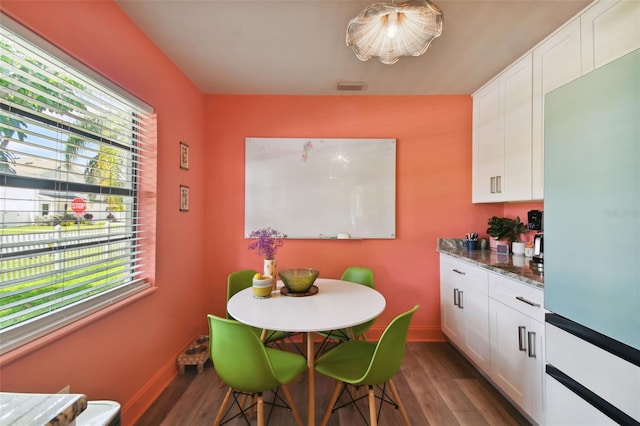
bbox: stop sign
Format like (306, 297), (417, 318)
(71, 197), (87, 214)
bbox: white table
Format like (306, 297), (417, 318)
(227, 278), (386, 426)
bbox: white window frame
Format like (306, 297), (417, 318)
(0, 14), (156, 355)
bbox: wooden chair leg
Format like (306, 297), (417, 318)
(388, 378), (411, 426)
(257, 393), (264, 426)
(214, 387), (233, 426)
(320, 381), (343, 426)
(281, 384), (304, 426)
(239, 394), (248, 410)
(367, 385), (378, 426)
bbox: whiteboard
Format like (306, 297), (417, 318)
(245, 138), (396, 239)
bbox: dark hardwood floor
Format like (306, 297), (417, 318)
(135, 342), (531, 426)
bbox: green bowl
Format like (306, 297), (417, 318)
(279, 268), (319, 293)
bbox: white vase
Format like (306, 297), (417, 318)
(512, 241), (525, 256)
(263, 258), (277, 290)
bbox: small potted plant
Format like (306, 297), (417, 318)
(510, 216), (529, 255)
(486, 216), (528, 253)
(248, 227), (287, 289)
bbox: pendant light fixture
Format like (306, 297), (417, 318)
(346, 0), (444, 65)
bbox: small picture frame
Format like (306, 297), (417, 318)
(180, 141), (189, 170)
(496, 243), (510, 254)
(180, 185), (190, 211)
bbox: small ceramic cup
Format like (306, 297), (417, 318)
(524, 243), (534, 257)
(252, 276), (273, 298)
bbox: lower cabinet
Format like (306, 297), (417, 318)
(440, 254), (546, 425)
(490, 299), (545, 423)
(489, 273), (546, 425)
(440, 255), (490, 372)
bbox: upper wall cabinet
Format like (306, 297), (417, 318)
(472, 54), (533, 203)
(581, 0), (640, 73)
(473, 0), (640, 203)
(531, 18), (583, 200)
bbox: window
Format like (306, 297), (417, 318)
(0, 16), (156, 354)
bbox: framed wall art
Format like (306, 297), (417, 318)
(180, 185), (190, 211)
(180, 141), (189, 170)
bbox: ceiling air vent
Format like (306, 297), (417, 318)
(336, 81), (368, 91)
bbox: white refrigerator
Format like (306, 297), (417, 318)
(543, 48), (639, 424)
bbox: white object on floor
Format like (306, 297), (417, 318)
(76, 400), (120, 426)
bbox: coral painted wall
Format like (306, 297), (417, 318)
(202, 95), (504, 339)
(0, 1), (208, 423)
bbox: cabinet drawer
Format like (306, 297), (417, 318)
(441, 255), (489, 294)
(489, 272), (544, 322)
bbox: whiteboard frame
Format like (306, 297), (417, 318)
(244, 138), (396, 239)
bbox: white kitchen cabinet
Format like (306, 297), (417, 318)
(472, 53), (533, 203)
(440, 255), (491, 372)
(472, 81), (502, 203)
(489, 273), (545, 425)
(531, 18), (583, 200)
(581, 0), (640, 73)
(474, 0), (640, 203)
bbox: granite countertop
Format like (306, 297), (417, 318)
(0, 392), (87, 426)
(437, 238), (544, 289)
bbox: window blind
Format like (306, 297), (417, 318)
(0, 18), (156, 354)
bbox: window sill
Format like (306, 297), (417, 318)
(0, 283), (157, 367)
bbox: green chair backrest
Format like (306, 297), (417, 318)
(361, 305), (419, 385)
(208, 314), (280, 393)
(226, 269), (256, 319)
(341, 266), (374, 288)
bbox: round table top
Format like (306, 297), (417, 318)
(227, 278), (386, 333)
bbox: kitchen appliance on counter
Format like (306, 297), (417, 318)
(529, 211), (544, 274)
(533, 234), (543, 256)
(527, 209), (543, 231)
(543, 49), (639, 424)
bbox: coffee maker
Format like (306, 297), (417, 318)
(528, 210), (544, 273)
(527, 210), (543, 255)
(527, 209), (543, 232)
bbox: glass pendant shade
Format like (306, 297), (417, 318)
(346, 0), (444, 65)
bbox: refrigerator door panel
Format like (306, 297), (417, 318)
(546, 323), (640, 421)
(544, 49), (640, 350)
(546, 375), (617, 426)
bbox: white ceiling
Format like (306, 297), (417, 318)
(115, 0), (591, 95)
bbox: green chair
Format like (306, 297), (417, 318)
(227, 269), (291, 345)
(315, 266), (376, 353)
(314, 305), (419, 426)
(208, 314), (306, 426)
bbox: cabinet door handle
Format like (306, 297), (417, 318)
(458, 290), (464, 309)
(518, 326), (527, 351)
(452, 269), (466, 275)
(528, 331), (536, 358)
(453, 288), (459, 307)
(490, 176), (496, 193)
(496, 175), (502, 193)
(516, 296), (541, 307)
